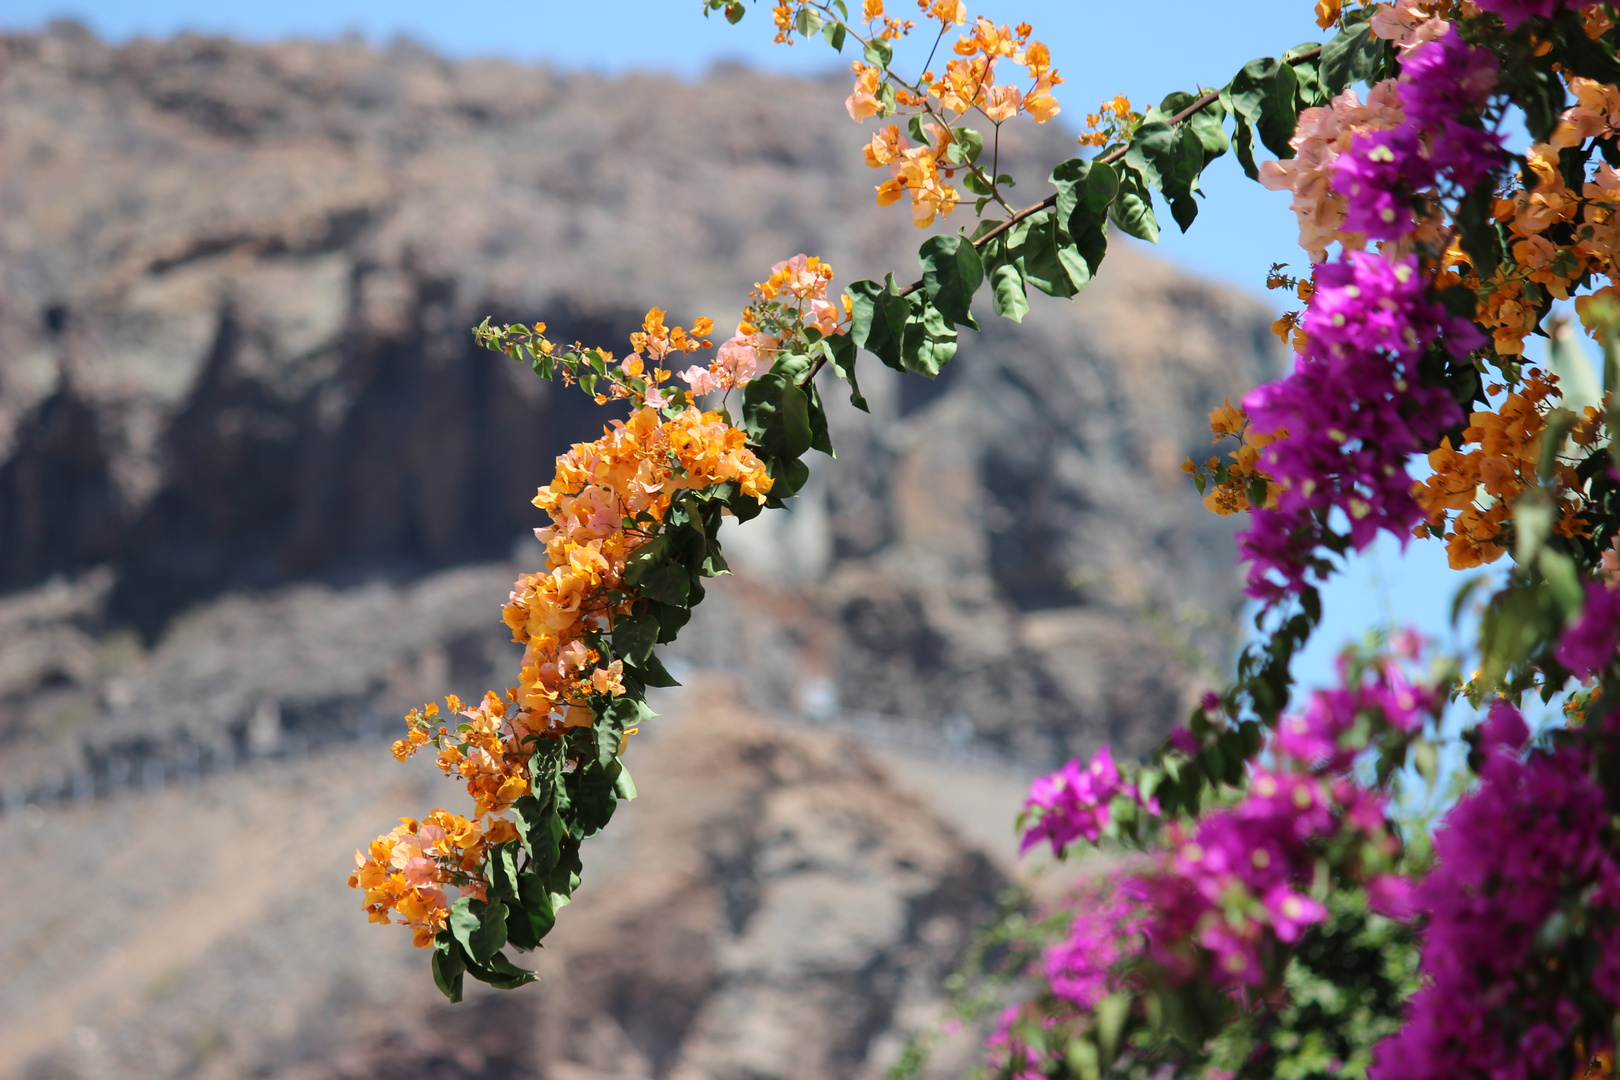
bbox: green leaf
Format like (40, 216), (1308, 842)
(1455, 179), (1503, 279)
(1008, 211), (1080, 297)
(919, 233), (984, 329)
(1258, 61), (1299, 158)
(953, 126), (984, 163)
(1226, 58), (1278, 123)
(899, 295), (959, 375)
(512, 794), (565, 873)
(1233, 115), (1259, 180)
(1539, 407), (1580, 481)
(794, 6), (822, 37)
(986, 255), (1029, 323)
(450, 897), (508, 967)
(623, 539), (691, 607)
(1318, 21), (1383, 96)
(1067, 1037), (1102, 1080)
(1183, 97), (1230, 164)
(432, 933), (466, 1002)
(1540, 548), (1585, 620)
(1095, 993), (1131, 1067)
(820, 330), (867, 411)
(465, 951), (539, 990)
(742, 372), (813, 460)
(1481, 584), (1562, 685)
(1123, 119), (1175, 192)
(1053, 158), (1115, 274)
(1109, 164), (1159, 244)
(864, 36), (892, 66)
(1512, 488), (1554, 566)
(805, 379), (834, 456)
(614, 760), (638, 800)
(627, 649), (681, 688)
(766, 455), (811, 499)
(487, 840), (522, 902)
(566, 756), (622, 839)
(820, 18), (846, 50)
(614, 611), (660, 665)
(513, 872), (558, 944)
(848, 276), (910, 372)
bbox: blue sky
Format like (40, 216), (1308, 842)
(1, 0), (1487, 693)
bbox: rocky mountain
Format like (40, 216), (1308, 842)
(0, 22), (1282, 1080)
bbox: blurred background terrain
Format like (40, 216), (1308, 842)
(0, 21), (1282, 1080)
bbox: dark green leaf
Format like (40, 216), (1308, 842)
(820, 330), (867, 411)
(848, 276), (910, 372)
(1233, 115), (1259, 180)
(1456, 179), (1503, 279)
(864, 36), (892, 67)
(432, 933), (466, 1002)
(742, 373), (813, 460)
(465, 951), (539, 990)
(450, 896), (508, 967)
(1258, 62), (1299, 158)
(513, 794), (565, 874)
(626, 649), (680, 688)
(919, 234), (984, 328)
(1318, 21), (1383, 95)
(566, 756), (622, 839)
(986, 254), (1029, 322)
(1053, 158), (1115, 273)
(614, 612), (660, 665)
(1008, 210), (1081, 297)
(624, 542), (690, 607)
(1109, 165), (1159, 243)
(820, 18), (846, 50)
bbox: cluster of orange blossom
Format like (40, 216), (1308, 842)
(1264, 262), (1317, 352)
(506, 402), (774, 723)
(1076, 93), (1140, 149)
(767, 0), (1061, 226)
(351, 289), (788, 945)
(1183, 398), (1284, 516)
(350, 807), (517, 948)
(682, 253), (850, 394)
(1413, 370), (1602, 568)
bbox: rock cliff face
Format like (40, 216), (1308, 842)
(0, 24), (1281, 1079)
(0, 24), (1279, 778)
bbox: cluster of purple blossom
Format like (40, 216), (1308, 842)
(1337, 30), (1502, 242)
(1019, 747), (1145, 856)
(1017, 654), (1431, 1011)
(1558, 579), (1620, 677)
(1239, 29), (1499, 602)
(1240, 252), (1477, 599)
(1369, 702), (1620, 1080)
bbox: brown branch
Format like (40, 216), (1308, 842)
(796, 46), (1323, 388)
